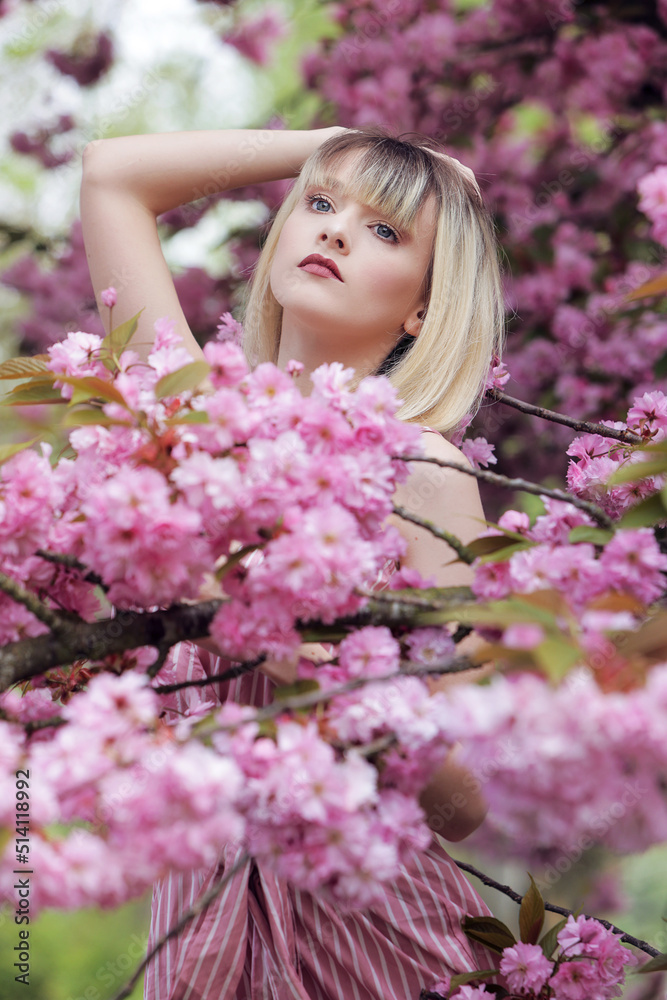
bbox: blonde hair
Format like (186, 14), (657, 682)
(242, 127), (504, 435)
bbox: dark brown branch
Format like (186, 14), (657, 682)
(0, 599), (224, 693)
(393, 505), (476, 563)
(24, 715), (66, 734)
(111, 852), (251, 1000)
(487, 389), (643, 445)
(454, 859), (659, 957)
(397, 455), (614, 530)
(0, 570), (66, 632)
(0, 586), (481, 693)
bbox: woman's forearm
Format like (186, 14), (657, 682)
(81, 128), (342, 216)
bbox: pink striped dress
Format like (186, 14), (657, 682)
(143, 641), (498, 1000)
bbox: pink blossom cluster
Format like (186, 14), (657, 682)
(213, 704), (431, 908)
(0, 672), (245, 912)
(435, 915), (637, 999)
(295, 625), (459, 795)
(637, 165), (667, 247)
(222, 6), (287, 66)
(441, 663), (667, 860)
(472, 500), (667, 616)
(0, 656), (447, 913)
(564, 390), (667, 518)
(0, 321), (421, 656)
(0, 327), (456, 911)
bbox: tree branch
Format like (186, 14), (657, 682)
(0, 571), (66, 632)
(397, 455), (614, 529)
(393, 505), (476, 563)
(0, 599), (224, 693)
(0, 587), (483, 693)
(35, 548), (106, 589)
(204, 655), (478, 733)
(152, 655), (266, 694)
(111, 852), (252, 1000)
(487, 389), (642, 445)
(454, 859), (659, 957)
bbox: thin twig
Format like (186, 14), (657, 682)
(397, 455), (614, 530)
(35, 548), (106, 589)
(202, 656), (477, 734)
(487, 389), (642, 445)
(110, 852), (251, 1000)
(393, 505), (476, 563)
(153, 656), (266, 694)
(24, 715), (66, 734)
(0, 571), (65, 632)
(454, 859), (659, 957)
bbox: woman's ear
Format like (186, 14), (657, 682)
(403, 307), (425, 339)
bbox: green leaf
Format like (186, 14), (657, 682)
(567, 525), (614, 545)
(608, 458), (667, 485)
(274, 679), (321, 701)
(519, 875), (545, 945)
(477, 540), (535, 564)
(539, 917), (568, 959)
(62, 409), (129, 428)
(534, 635), (583, 682)
(466, 532), (531, 559)
(461, 915), (517, 954)
(449, 969), (499, 990)
(3, 382), (64, 405)
(617, 494), (667, 530)
(635, 952), (667, 974)
(0, 355), (50, 379)
(164, 409), (210, 425)
(155, 361), (211, 400)
(429, 594), (562, 629)
(57, 376), (129, 407)
(100, 312), (140, 365)
(0, 438), (39, 465)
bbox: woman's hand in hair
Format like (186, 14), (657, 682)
(429, 147), (481, 197)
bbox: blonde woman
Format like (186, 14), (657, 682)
(81, 125), (504, 999)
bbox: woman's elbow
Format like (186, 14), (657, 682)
(419, 752), (489, 841)
(437, 798), (488, 842)
(81, 139), (118, 189)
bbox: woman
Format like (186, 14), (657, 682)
(80, 125), (504, 999)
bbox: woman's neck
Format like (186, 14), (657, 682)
(275, 318), (393, 395)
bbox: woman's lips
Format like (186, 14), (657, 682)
(298, 254), (343, 281)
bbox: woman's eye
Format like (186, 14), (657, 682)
(309, 195), (332, 212)
(374, 223), (399, 243)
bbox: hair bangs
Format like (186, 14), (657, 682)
(297, 141), (437, 235)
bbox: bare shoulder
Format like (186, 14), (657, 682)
(392, 431), (485, 585)
(419, 430), (475, 468)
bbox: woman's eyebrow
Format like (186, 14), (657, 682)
(308, 174), (414, 233)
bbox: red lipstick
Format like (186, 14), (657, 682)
(298, 254), (343, 281)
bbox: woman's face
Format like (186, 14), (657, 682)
(269, 155), (436, 368)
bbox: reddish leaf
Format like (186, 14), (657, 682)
(519, 875), (545, 945)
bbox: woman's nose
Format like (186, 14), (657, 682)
(318, 217), (349, 252)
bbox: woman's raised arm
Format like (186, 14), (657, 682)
(80, 127), (343, 360)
